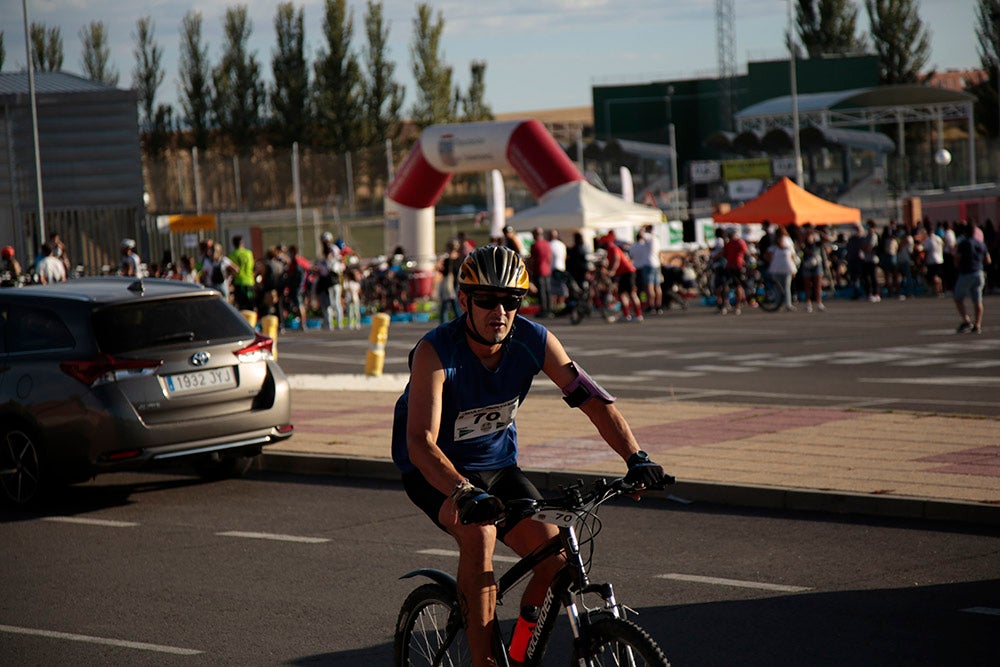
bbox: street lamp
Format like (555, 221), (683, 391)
(787, 0), (803, 187)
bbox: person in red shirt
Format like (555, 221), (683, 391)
(602, 233), (643, 322)
(528, 227), (554, 316)
(722, 228), (749, 314)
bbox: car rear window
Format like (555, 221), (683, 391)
(93, 295), (253, 354)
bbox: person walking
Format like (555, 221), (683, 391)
(37, 243), (67, 284)
(630, 225), (663, 315)
(119, 239), (142, 277)
(229, 235), (257, 312)
(767, 226), (798, 311)
(547, 229), (568, 311)
(390, 245), (668, 667)
(861, 220), (881, 302)
(528, 227), (553, 317)
(437, 239), (462, 324)
(953, 221), (991, 334)
(1, 245), (23, 286)
(922, 224), (945, 297)
(800, 229), (827, 312)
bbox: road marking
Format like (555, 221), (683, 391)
(0, 624), (201, 655)
(961, 607), (1000, 616)
(687, 365), (757, 373)
(635, 369), (706, 378)
(217, 531), (330, 544)
(417, 548), (520, 564)
(656, 573), (812, 592)
(42, 516), (138, 527)
(860, 376), (1000, 387)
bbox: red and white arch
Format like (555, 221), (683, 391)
(385, 119), (582, 271)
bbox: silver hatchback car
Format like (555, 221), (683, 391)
(0, 277), (293, 505)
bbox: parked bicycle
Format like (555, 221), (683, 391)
(394, 476), (673, 666)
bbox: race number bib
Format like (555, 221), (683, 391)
(454, 397), (518, 442)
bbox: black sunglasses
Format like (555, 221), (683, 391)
(470, 292), (523, 311)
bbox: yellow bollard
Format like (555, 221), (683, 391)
(240, 309), (258, 329)
(261, 314), (279, 360)
(364, 313), (391, 377)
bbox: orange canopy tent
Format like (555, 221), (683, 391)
(712, 177), (861, 226)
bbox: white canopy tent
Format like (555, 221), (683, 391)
(508, 180), (664, 236)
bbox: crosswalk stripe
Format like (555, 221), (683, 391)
(656, 573), (811, 592)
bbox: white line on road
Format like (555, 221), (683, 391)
(860, 376), (1000, 387)
(0, 624), (201, 655)
(42, 516), (138, 527)
(217, 531), (330, 544)
(417, 548), (520, 564)
(656, 573), (812, 592)
(961, 607), (1000, 616)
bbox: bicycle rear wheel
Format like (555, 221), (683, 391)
(394, 583), (470, 666)
(758, 285), (781, 312)
(574, 615), (670, 666)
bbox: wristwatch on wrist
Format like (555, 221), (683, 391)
(627, 450), (650, 467)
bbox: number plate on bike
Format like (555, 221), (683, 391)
(533, 511), (576, 527)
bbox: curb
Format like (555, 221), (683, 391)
(258, 452), (1000, 527)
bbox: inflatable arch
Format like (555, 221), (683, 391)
(385, 119), (583, 271)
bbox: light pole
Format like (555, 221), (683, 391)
(787, 0), (803, 187)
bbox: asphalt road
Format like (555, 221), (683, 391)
(274, 296), (1000, 416)
(2, 471), (998, 666)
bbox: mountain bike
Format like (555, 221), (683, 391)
(394, 476), (673, 666)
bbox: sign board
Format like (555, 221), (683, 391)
(771, 157), (798, 179)
(727, 179), (764, 202)
(156, 214), (218, 233)
(695, 217), (717, 247)
(722, 158), (771, 182)
(689, 160), (721, 184)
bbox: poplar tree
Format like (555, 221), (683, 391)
(361, 0), (404, 146)
(796, 0), (866, 57)
(410, 3), (455, 129)
(80, 20), (119, 85)
(865, 0), (931, 84)
(460, 60), (493, 122)
(30, 23), (63, 72)
(312, 0), (363, 153)
(132, 17), (164, 132)
(972, 0), (1000, 137)
(178, 11), (212, 150)
(212, 5), (266, 154)
(270, 2), (310, 148)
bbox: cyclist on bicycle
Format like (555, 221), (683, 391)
(390, 244), (668, 667)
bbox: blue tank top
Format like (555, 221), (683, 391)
(391, 314), (547, 474)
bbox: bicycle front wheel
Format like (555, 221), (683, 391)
(758, 285), (781, 312)
(394, 583), (470, 666)
(574, 615), (670, 666)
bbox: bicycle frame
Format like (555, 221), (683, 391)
(400, 515), (628, 666)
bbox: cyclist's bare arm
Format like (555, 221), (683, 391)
(542, 331), (642, 463)
(406, 340), (467, 498)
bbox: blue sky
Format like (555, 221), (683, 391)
(1, 0), (979, 115)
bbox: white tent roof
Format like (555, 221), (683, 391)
(509, 180), (664, 232)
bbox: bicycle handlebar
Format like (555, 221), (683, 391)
(500, 474), (674, 527)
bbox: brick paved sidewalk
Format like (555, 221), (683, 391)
(264, 380), (1000, 524)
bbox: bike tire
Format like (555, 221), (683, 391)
(573, 614), (671, 666)
(758, 287), (781, 312)
(394, 583), (470, 666)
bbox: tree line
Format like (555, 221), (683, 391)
(3, 0), (1000, 153)
(1, 1), (493, 160)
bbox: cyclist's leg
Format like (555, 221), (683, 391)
(402, 470), (500, 667)
(439, 502), (499, 667)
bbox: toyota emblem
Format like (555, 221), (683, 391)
(190, 351), (211, 366)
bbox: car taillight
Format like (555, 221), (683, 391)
(61, 354), (163, 387)
(235, 333), (274, 362)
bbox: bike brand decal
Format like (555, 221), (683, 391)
(526, 584), (555, 659)
(453, 397), (518, 442)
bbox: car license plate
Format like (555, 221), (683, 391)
(165, 367), (236, 395)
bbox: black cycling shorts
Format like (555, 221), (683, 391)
(402, 465), (543, 542)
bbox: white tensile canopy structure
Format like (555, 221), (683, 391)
(508, 180), (664, 233)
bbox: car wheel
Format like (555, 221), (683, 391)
(0, 426), (45, 507)
(191, 451), (257, 480)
